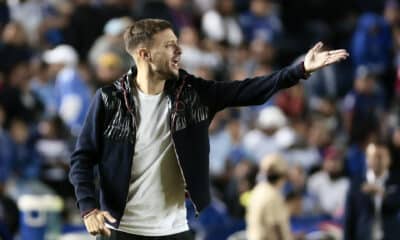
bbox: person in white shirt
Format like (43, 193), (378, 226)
(307, 146), (349, 217)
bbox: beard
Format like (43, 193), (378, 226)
(328, 171), (342, 181)
(151, 56), (179, 79)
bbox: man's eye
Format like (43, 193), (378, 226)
(166, 43), (177, 48)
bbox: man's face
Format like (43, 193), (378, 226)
(366, 143), (390, 175)
(148, 29), (181, 79)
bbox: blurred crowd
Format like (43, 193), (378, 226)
(1, 0), (400, 239)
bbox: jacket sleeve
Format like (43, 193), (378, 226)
(69, 89), (105, 216)
(382, 183), (400, 213)
(191, 62), (307, 113)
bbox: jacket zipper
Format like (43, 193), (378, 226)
(168, 97), (200, 217)
(120, 78), (137, 223)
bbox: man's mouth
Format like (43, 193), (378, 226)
(172, 57), (180, 68)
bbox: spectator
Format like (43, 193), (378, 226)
(8, 118), (41, 181)
(179, 26), (222, 73)
(7, 0), (45, 44)
(246, 153), (292, 240)
(0, 60), (44, 127)
(239, 0), (283, 44)
(308, 146), (349, 218)
(88, 16), (133, 72)
(209, 110), (235, 177)
(30, 61), (57, 117)
(383, 0), (400, 26)
(36, 115), (75, 221)
(0, 104), (17, 239)
(247, 37), (276, 73)
(343, 65), (386, 144)
(0, 184), (18, 240)
(94, 51), (126, 87)
(351, 13), (392, 76)
(242, 106), (289, 162)
(4, 118), (52, 201)
(388, 127), (400, 175)
(275, 84), (306, 119)
(42, 44), (92, 135)
(0, 21), (32, 78)
(284, 165), (315, 216)
(224, 159), (258, 218)
(0, 104), (13, 185)
(37, 0), (74, 48)
(0, 2), (9, 32)
(274, 119), (321, 172)
(201, 0), (243, 47)
(36, 116), (72, 198)
(344, 142), (400, 240)
(140, 0), (194, 33)
(64, 0), (132, 60)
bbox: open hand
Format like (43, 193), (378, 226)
(304, 42), (349, 73)
(83, 209), (116, 237)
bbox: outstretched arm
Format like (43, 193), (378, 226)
(191, 42), (349, 113)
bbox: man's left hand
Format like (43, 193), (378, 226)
(304, 42), (349, 73)
(362, 183), (384, 196)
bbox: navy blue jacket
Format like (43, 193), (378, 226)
(344, 173), (400, 240)
(69, 63), (307, 227)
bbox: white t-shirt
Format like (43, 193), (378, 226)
(115, 89), (188, 236)
(308, 171), (349, 216)
(367, 170), (388, 240)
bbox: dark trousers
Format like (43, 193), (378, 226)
(97, 230), (194, 240)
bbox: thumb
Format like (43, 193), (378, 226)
(102, 211), (116, 223)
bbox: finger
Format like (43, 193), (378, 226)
(96, 213), (105, 231)
(324, 55), (348, 65)
(102, 211), (117, 223)
(311, 41), (323, 52)
(86, 219), (95, 232)
(100, 226), (112, 237)
(325, 57), (347, 65)
(321, 55), (345, 66)
(328, 53), (349, 61)
(88, 224), (99, 236)
(89, 218), (102, 236)
(84, 218), (90, 231)
(84, 222), (92, 233)
(88, 221), (99, 236)
(326, 52), (349, 60)
(327, 49), (349, 55)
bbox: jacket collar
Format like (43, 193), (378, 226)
(114, 66), (187, 97)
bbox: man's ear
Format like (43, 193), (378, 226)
(138, 48), (151, 61)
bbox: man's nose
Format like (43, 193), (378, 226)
(175, 45), (182, 55)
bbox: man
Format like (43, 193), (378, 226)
(308, 146), (349, 218)
(43, 44), (92, 136)
(344, 142), (400, 240)
(246, 153), (292, 240)
(69, 18), (348, 239)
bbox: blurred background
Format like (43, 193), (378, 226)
(1, 0), (400, 239)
